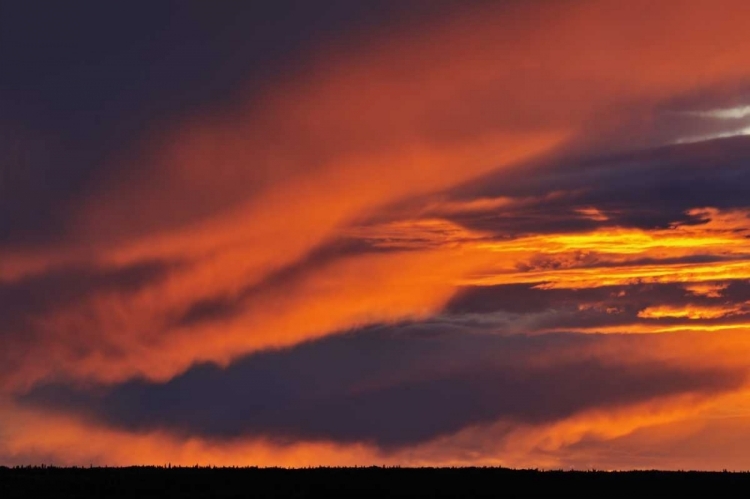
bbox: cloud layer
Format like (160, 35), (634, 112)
(20, 325), (748, 447)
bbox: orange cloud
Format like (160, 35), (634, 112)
(638, 304), (750, 320)
(685, 283), (730, 298)
(459, 208), (750, 289)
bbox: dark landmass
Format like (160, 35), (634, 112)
(1, 466), (749, 498)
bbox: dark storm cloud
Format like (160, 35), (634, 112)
(445, 280), (750, 333)
(445, 283), (629, 315)
(441, 136), (750, 235)
(444, 271), (750, 318)
(509, 281), (741, 313)
(19, 325), (745, 448)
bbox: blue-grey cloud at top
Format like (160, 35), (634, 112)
(19, 324), (746, 448)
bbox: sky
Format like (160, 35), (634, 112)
(4, 0), (750, 470)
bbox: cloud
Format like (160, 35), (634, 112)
(445, 278), (750, 337)
(436, 136), (750, 237)
(0, 260), (179, 390)
(0, 260), (177, 328)
(20, 325), (747, 448)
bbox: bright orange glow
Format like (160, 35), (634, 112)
(638, 304), (749, 320)
(685, 283), (730, 298)
(455, 208), (750, 289)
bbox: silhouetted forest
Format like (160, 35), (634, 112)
(1, 466), (749, 498)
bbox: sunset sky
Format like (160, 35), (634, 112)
(4, 0), (750, 470)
